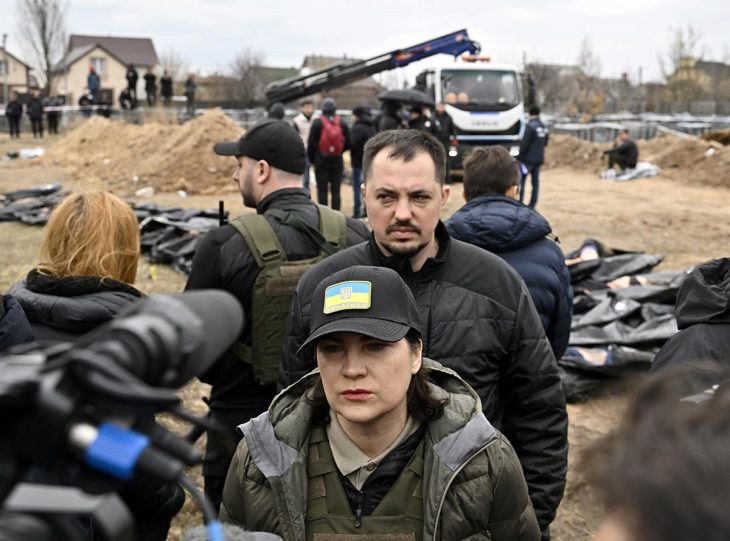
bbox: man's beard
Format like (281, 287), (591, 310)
(379, 221), (430, 258)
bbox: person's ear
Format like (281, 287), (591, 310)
(256, 160), (271, 184)
(411, 339), (423, 374)
(440, 184), (450, 207)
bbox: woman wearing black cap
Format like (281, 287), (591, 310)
(220, 265), (540, 540)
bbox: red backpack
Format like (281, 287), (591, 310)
(318, 115), (345, 157)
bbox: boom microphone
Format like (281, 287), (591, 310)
(73, 290), (244, 388)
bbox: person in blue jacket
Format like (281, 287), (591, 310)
(446, 145), (572, 359)
(518, 105), (549, 209)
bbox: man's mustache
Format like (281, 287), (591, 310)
(386, 221), (421, 235)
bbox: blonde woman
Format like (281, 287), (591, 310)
(8, 191), (142, 341)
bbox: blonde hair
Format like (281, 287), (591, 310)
(38, 192), (140, 284)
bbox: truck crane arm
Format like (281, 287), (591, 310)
(265, 29), (480, 105)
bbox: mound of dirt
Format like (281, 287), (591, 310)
(544, 135), (603, 171)
(545, 133), (730, 189)
(43, 109), (244, 195)
(703, 129), (730, 146)
(640, 134), (729, 189)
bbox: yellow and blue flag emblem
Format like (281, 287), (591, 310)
(323, 281), (372, 314)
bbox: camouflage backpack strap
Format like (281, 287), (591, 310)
(228, 214), (286, 371)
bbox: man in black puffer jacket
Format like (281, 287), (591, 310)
(446, 146), (573, 359)
(650, 257), (730, 389)
(280, 129), (568, 540)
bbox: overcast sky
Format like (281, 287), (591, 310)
(1, 0), (727, 84)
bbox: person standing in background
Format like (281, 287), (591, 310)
(44, 92), (61, 135)
(307, 97), (350, 210)
(160, 70), (173, 106)
(87, 66), (100, 104)
(5, 91), (23, 138)
(184, 74), (197, 116)
(27, 90), (44, 138)
(144, 70), (157, 106)
(126, 64), (139, 99)
(518, 105), (549, 209)
(349, 105), (375, 218)
(292, 98), (315, 191)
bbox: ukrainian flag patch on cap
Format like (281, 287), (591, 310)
(323, 281), (372, 314)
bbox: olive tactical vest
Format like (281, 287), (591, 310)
(230, 205), (347, 384)
(305, 425), (424, 541)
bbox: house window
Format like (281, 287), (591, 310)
(0, 60), (7, 76)
(90, 57), (106, 75)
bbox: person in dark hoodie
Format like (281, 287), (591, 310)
(445, 145), (573, 360)
(349, 105), (375, 218)
(0, 294), (33, 351)
(308, 97), (350, 210)
(650, 257), (730, 390)
(7, 191), (184, 541)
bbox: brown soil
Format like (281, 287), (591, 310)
(42, 109), (244, 195)
(3, 124), (730, 541)
(546, 133), (730, 189)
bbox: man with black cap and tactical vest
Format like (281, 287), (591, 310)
(185, 119), (369, 511)
(222, 265), (540, 540)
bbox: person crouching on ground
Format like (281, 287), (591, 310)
(602, 129), (638, 171)
(221, 265), (540, 540)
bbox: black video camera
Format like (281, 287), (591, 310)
(0, 291), (244, 541)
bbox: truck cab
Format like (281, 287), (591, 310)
(418, 57), (524, 173)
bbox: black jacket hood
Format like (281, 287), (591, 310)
(675, 257), (730, 328)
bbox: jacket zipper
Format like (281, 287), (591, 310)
(354, 493), (363, 528)
(432, 439), (498, 538)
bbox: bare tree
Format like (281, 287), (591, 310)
(658, 24), (705, 79)
(569, 38), (604, 118)
(230, 48), (264, 106)
(15, 0), (67, 92)
(659, 24), (707, 104)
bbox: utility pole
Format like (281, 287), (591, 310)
(2, 34), (8, 105)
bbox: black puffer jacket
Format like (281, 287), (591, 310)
(0, 294), (34, 351)
(446, 194), (573, 359)
(651, 257), (730, 384)
(8, 270), (143, 341)
(280, 223), (568, 533)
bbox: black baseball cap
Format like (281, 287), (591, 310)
(213, 119), (306, 175)
(299, 266), (422, 353)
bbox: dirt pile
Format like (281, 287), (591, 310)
(546, 133), (730, 189)
(703, 129), (730, 146)
(545, 135), (603, 171)
(43, 109), (244, 194)
(640, 134), (729, 189)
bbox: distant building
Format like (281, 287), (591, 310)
(51, 34), (158, 105)
(299, 54), (384, 110)
(0, 47), (37, 102)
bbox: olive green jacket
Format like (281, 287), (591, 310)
(221, 359), (540, 541)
